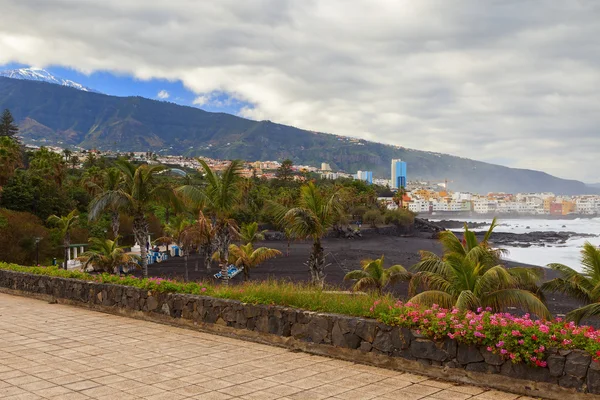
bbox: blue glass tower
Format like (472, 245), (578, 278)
(391, 159), (407, 189)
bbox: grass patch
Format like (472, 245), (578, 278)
(0, 263), (396, 318)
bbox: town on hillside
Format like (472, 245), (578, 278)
(29, 144), (600, 217)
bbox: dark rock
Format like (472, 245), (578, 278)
(587, 367), (600, 394)
(291, 323), (307, 339)
(372, 330), (393, 353)
(565, 351), (591, 379)
(255, 315), (269, 333)
(410, 339), (452, 362)
(306, 316), (330, 344)
(457, 344), (484, 365)
(359, 341), (372, 352)
(146, 296), (158, 311)
(501, 361), (556, 383)
(481, 349), (504, 366)
(465, 362), (489, 373)
(559, 374), (585, 391)
(355, 320), (377, 343)
(547, 354), (566, 377)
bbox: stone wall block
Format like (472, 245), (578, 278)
(587, 366), (600, 394)
(564, 350), (591, 379)
(480, 349), (504, 366)
(355, 320), (377, 343)
(306, 315), (330, 344)
(547, 354), (566, 377)
(457, 344), (484, 365)
(410, 339), (452, 362)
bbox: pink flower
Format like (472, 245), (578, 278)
(500, 349), (508, 354)
(487, 346), (493, 352)
(474, 332), (486, 338)
(201, 287), (207, 292)
(563, 339), (572, 346)
(496, 341), (504, 348)
(448, 333), (455, 339)
(511, 330), (522, 337)
(436, 312), (447, 319)
(518, 340), (525, 345)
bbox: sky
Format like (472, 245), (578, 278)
(0, 0), (599, 183)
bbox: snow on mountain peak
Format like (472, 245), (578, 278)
(0, 67), (99, 93)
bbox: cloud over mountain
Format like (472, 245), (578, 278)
(1, 1), (599, 182)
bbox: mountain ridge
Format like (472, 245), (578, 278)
(0, 67), (98, 93)
(0, 76), (594, 195)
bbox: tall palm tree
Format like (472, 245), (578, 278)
(408, 219), (550, 318)
(79, 237), (139, 274)
(178, 159), (242, 285)
(542, 242), (600, 323)
(228, 243), (281, 280)
(239, 222), (266, 245)
(85, 167), (123, 239)
(182, 211), (216, 272)
(270, 183), (342, 287)
(393, 186), (406, 209)
(345, 256), (411, 295)
(89, 160), (179, 277)
(47, 209), (79, 270)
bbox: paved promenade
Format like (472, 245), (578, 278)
(0, 293), (537, 400)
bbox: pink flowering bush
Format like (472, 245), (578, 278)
(376, 301), (600, 367)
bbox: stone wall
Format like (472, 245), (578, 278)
(0, 269), (598, 399)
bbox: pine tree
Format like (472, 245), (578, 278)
(0, 109), (19, 139)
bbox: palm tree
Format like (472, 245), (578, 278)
(270, 183), (342, 287)
(178, 159), (242, 285)
(284, 227), (296, 257)
(183, 211), (216, 272)
(228, 243), (281, 280)
(85, 168), (123, 239)
(47, 210), (79, 270)
(408, 219), (550, 318)
(88, 160), (179, 278)
(393, 186), (406, 209)
(344, 256), (411, 295)
(239, 222), (266, 245)
(79, 237), (139, 274)
(156, 217), (192, 253)
(542, 242), (600, 323)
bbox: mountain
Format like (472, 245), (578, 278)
(0, 76), (593, 195)
(0, 68), (98, 93)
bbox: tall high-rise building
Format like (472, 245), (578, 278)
(321, 162), (332, 171)
(356, 170), (373, 184)
(391, 159), (407, 189)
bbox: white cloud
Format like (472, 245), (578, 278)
(157, 90), (169, 99)
(0, 0), (599, 181)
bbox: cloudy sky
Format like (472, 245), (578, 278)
(1, 0), (599, 182)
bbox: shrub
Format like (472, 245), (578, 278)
(362, 210), (384, 228)
(384, 208), (415, 227)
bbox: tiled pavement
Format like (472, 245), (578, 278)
(0, 293), (539, 400)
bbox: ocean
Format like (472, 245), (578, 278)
(432, 217), (600, 272)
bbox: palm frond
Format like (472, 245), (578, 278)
(483, 289), (551, 319)
(581, 242), (600, 282)
(455, 290), (481, 311)
(566, 303), (600, 324)
(408, 291), (455, 309)
(408, 271), (453, 297)
(344, 270), (370, 281)
(541, 278), (592, 303)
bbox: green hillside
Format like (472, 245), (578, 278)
(0, 77), (592, 194)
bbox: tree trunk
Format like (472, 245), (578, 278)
(111, 210), (120, 240)
(202, 243), (212, 271)
(243, 264), (249, 281)
(287, 240), (290, 257)
(63, 235), (70, 270)
(133, 214), (150, 278)
(308, 238), (325, 288)
(165, 207), (170, 225)
(184, 254), (189, 282)
(216, 224), (231, 285)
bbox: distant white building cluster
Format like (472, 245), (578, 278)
(402, 189), (600, 216)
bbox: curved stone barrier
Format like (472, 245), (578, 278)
(0, 269), (598, 399)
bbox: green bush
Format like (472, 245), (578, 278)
(362, 210), (384, 228)
(384, 208), (415, 227)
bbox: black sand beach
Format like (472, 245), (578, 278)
(143, 233), (586, 319)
